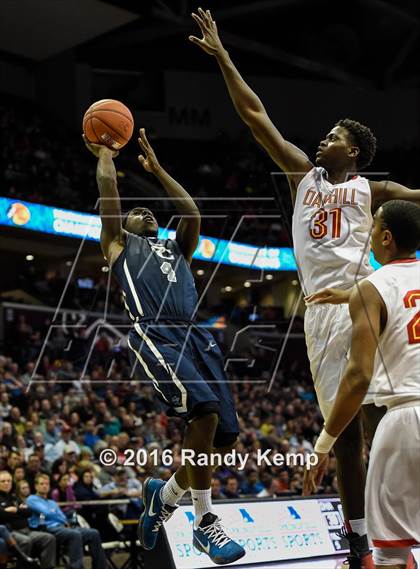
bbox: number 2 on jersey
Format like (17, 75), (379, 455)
(310, 208), (342, 239)
(403, 290), (420, 344)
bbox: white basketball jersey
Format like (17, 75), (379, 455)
(292, 167), (373, 295)
(366, 260), (420, 408)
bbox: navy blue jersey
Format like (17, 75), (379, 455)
(112, 232), (198, 322)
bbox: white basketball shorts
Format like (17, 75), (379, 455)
(304, 303), (374, 419)
(366, 403), (420, 548)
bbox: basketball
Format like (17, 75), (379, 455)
(82, 99), (134, 150)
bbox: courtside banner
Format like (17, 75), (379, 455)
(2, 197), (419, 270)
(164, 497), (348, 568)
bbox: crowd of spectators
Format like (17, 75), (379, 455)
(0, 308), (339, 545)
(5, 266), (123, 315)
(0, 316), (337, 503)
(0, 332), (337, 565)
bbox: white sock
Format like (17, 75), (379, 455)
(191, 488), (213, 528)
(161, 474), (187, 507)
(349, 518), (367, 536)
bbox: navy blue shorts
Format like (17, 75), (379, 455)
(127, 321), (239, 447)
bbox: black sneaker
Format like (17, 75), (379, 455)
(338, 527), (373, 569)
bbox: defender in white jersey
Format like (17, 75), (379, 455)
(191, 8), (420, 569)
(294, 167), (376, 419)
(305, 200), (420, 569)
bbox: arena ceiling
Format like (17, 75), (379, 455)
(0, 0), (418, 87)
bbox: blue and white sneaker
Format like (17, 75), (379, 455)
(138, 477), (177, 550)
(193, 512), (245, 565)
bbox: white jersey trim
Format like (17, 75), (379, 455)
(123, 259), (144, 317)
(134, 322), (188, 414)
(127, 336), (169, 404)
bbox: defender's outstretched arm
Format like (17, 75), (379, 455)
(190, 7), (312, 195)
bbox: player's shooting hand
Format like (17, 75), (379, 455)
(304, 288), (350, 306)
(82, 135), (119, 159)
(189, 7), (224, 56)
(138, 128), (161, 174)
(303, 452), (329, 496)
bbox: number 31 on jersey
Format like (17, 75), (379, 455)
(310, 208), (342, 239)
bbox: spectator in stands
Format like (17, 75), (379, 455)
(239, 468), (264, 496)
(15, 480), (31, 502)
(257, 474), (274, 498)
(82, 420), (100, 450)
(0, 528), (8, 568)
(0, 471), (53, 568)
(1, 424), (15, 450)
(6, 452), (22, 473)
(51, 474), (77, 514)
(0, 395), (11, 420)
(9, 408), (26, 437)
(73, 470), (110, 538)
(0, 523), (41, 568)
(276, 470), (290, 492)
(42, 420), (60, 446)
(25, 455), (45, 493)
(211, 477), (226, 501)
(98, 467), (142, 519)
(50, 458), (69, 484)
(50, 425), (80, 462)
(27, 474), (107, 569)
(223, 476), (240, 499)
(13, 468), (26, 486)
(73, 470), (101, 503)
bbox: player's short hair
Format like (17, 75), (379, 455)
(122, 208), (149, 229)
(335, 118), (377, 170)
(381, 200), (420, 252)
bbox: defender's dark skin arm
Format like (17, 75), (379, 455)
(83, 136), (124, 266)
(189, 7), (312, 203)
(370, 180), (420, 211)
(138, 129), (200, 264)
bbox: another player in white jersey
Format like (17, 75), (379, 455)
(304, 199), (420, 569)
(191, 8), (420, 568)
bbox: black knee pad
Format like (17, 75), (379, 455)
(213, 431), (239, 449)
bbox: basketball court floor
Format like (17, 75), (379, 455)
(235, 548), (420, 569)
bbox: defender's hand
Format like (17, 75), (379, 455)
(82, 135), (119, 159)
(138, 128), (161, 174)
(305, 287), (350, 306)
(189, 7), (224, 56)
(303, 453), (329, 495)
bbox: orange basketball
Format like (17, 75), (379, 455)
(82, 99), (134, 150)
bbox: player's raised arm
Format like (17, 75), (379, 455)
(137, 129), (200, 264)
(83, 136), (124, 266)
(189, 8), (312, 188)
(370, 180), (420, 211)
(303, 280), (383, 495)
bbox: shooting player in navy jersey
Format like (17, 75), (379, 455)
(83, 129), (245, 566)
